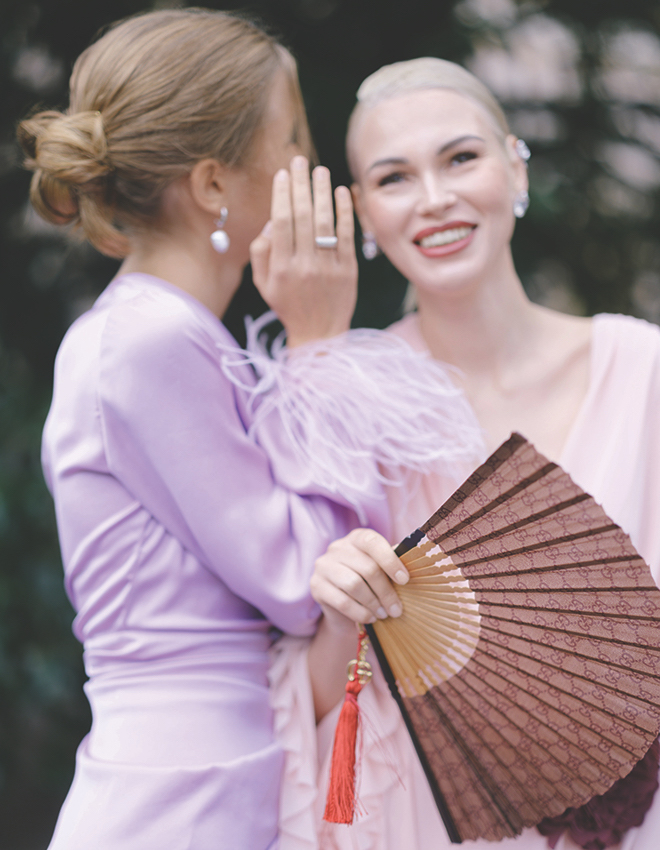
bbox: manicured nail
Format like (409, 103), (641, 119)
(394, 570), (409, 585)
(376, 607), (387, 619)
(275, 169), (288, 182)
(389, 603), (403, 618)
(292, 155), (307, 170)
(365, 615), (377, 624)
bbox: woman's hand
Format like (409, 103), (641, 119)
(310, 528), (409, 634)
(308, 528), (408, 720)
(249, 156), (358, 348)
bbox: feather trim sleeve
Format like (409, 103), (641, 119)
(219, 313), (484, 524)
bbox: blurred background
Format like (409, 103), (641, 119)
(1, 0), (659, 846)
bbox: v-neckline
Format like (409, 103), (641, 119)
(392, 311), (602, 468)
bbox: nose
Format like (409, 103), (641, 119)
(416, 172), (458, 215)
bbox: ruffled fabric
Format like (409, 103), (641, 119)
(269, 636), (320, 850)
(219, 313), (484, 523)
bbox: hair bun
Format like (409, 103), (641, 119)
(18, 109), (112, 224)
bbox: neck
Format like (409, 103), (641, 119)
(414, 250), (540, 379)
(118, 233), (243, 319)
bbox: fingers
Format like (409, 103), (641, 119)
(348, 528), (410, 586)
(334, 185), (355, 264)
(312, 166), (335, 241)
(249, 220), (271, 289)
(311, 528), (409, 626)
(291, 156), (314, 252)
(269, 169), (293, 267)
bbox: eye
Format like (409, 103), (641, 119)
(450, 150), (478, 166)
(377, 171), (406, 187)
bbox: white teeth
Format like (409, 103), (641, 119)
(419, 226), (473, 248)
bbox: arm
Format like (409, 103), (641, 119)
(98, 299), (366, 635)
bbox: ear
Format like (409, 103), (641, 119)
(504, 135), (529, 194)
(350, 182), (375, 235)
(188, 158), (229, 217)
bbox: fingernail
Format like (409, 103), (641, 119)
(313, 165), (329, 177)
(389, 603), (403, 618)
(262, 220), (272, 236)
(365, 615), (376, 624)
(275, 169), (288, 182)
(394, 570), (409, 585)
(376, 607), (387, 619)
(292, 155), (307, 170)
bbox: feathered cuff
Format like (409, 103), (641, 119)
(220, 313), (484, 522)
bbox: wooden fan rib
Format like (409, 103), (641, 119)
(472, 634), (658, 753)
(400, 550), (454, 573)
(375, 616), (476, 693)
(400, 593), (480, 624)
(376, 614), (475, 695)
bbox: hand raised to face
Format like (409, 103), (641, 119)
(249, 156), (358, 348)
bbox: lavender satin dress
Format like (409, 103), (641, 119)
(43, 273), (388, 850)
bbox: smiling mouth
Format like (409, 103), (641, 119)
(417, 226), (475, 248)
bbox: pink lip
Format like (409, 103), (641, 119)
(413, 221), (476, 258)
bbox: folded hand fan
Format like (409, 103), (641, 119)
(365, 433), (660, 843)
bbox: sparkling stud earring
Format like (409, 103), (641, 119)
(361, 232), (380, 260)
(515, 138), (531, 163)
(210, 207), (230, 253)
(513, 190), (530, 219)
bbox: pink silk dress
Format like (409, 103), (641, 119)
(43, 273), (480, 850)
(274, 312), (660, 850)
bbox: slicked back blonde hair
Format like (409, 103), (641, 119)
(347, 57), (510, 178)
(18, 8), (311, 257)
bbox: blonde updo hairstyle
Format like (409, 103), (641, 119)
(346, 57), (510, 179)
(18, 8), (312, 258)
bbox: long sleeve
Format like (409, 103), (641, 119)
(96, 285), (369, 635)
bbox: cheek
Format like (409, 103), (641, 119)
(363, 194), (411, 240)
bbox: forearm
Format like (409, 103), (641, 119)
(307, 615), (359, 723)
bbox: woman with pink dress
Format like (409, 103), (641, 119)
(18, 18), (480, 850)
(276, 58), (660, 850)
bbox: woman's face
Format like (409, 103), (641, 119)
(350, 88), (527, 297)
(226, 67), (303, 262)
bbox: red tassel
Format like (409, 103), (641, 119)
(323, 628), (372, 824)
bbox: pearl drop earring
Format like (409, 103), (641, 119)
(513, 190), (530, 219)
(361, 232), (380, 260)
(210, 207), (230, 253)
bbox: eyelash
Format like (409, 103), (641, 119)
(376, 150), (479, 186)
(451, 150), (478, 165)
(377, 172), (405, 187)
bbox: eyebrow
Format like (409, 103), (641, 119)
(366, 134), (486, 173)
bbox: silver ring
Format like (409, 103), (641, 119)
(315, 235), (338, 249)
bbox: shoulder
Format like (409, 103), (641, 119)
(593, 313), (660, 372)
(97, 274), (235, 365)
(386, 312), (426, 352)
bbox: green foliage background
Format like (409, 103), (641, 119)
(1, 1), (659, 846)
